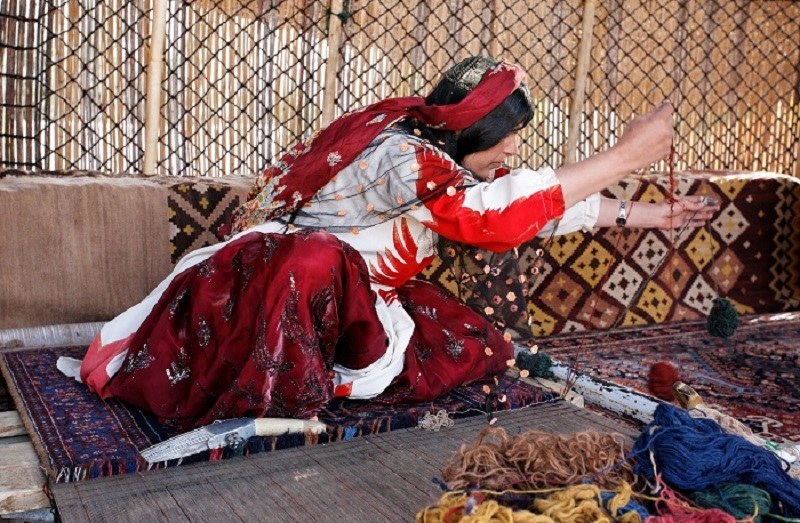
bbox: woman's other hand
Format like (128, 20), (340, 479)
(648, 195), (721, 230)
(612, 102), (675, 172)
(633, 195), (721, 230)
(596, 195), (720, 229)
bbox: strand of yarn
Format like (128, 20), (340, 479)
(688, 405), (800, 480)
(441, 427), (634, 491)
(645, 477), (737, 522)
(687, 402), (800, 473)
(420, 410), (456, 431)
(690, 482), (772, 522)
(632, 403), (800, 517)
(416, 491), (543, 523)
(416, 483), (648, 523)
(534, 482), (645, 523)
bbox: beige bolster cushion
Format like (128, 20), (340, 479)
(0, 174), (253, 329)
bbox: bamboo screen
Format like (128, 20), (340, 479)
(1, 0), (798, 178)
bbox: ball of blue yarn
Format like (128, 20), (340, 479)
(691, 483), (772, 522)
(632, 404), (800, 518)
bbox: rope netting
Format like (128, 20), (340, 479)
(1, 0), (798, 177)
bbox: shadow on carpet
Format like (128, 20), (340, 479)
(0, 345), (555, 484)
(543, 311), (800, 444)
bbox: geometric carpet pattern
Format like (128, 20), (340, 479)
(168, 182), (242, 263)
(422, 172), (800, 337)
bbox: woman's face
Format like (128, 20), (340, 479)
(461, 131), (520, 180)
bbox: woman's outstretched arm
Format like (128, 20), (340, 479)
(595, 195), (720, 229)
(556, 102), (675, 209)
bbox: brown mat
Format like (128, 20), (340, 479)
(0, 174), (252, 329)
(51, 400), (639, 523)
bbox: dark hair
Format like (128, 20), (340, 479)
(399, 77), (533, 164)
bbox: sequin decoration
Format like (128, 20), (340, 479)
(327, 151), (342, 166)
(280, 274), (316, 355)
(415, 305), (439, 321)
(196, 316), (212, 348)
(443, 329), (465, 360)
(166, 347), (191, 385)
(124, 343), (155, 373)
(169, 289), (190, 318)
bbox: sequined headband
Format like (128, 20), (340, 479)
(444, 55), (531, 105)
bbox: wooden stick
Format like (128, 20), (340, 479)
(0, 412), (25, 438)
(565, 0), (597, 165)
(321, 0), (346, 127)
(488, 0), (502, 59)
(0, 322), (103, 349)
(0, 440), (49, 515)
(142, 0), (169, 175)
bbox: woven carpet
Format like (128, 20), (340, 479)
(422, 172), (800, 337)
(542, 311), (800, 445)
(0, 345), (554, 484)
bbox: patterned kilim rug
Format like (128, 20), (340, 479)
(0, 345), (555, 484)
(542, 312), (800, 445)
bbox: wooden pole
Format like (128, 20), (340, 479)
(321, 0), (345, 127)
(488, 0), (502, 58)
(142, 0), (169, 175)
(565, 0), (597, 164)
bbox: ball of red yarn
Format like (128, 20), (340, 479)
(647, 361), (681, 401)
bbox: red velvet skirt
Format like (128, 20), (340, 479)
(104, 230), (513, 428)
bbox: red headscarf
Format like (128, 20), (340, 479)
(230, 61), (525, 233)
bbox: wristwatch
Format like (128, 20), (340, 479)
(616, 200), (628, 226)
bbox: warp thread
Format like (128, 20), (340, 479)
(632, 403), (800, 517)
(416, 482), (648, 523)
(441, 427), (634, 491)
(672, 380), (771, 447)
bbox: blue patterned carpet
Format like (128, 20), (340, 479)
(0, 345), (554, 483)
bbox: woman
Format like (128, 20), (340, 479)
(59, 56), (718, 429)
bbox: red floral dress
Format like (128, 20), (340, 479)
(62, 127), (599, 429)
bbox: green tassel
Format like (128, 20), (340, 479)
(516, 350), (555, 379)
(707, 297), (739, 338)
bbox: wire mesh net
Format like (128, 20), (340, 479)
(1, 0), (149, 173)
(1, 0), (798, 177)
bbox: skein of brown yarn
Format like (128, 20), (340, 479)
(441, 427), (634, 491)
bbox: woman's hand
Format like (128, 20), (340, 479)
(612, 102), (675, 172)
(596, 195), (721, 229)
(644, 195), (721, 230)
